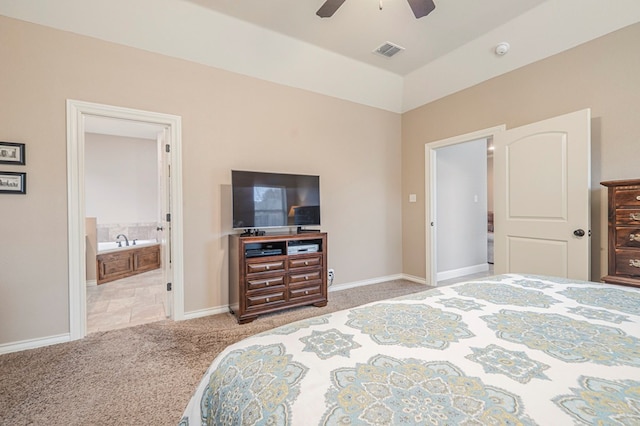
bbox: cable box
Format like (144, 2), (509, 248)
(246, 248), (283, 258)
(287, 244), (319, 255)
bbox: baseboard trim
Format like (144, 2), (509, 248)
(182, 305), (230, 320)
(0, 333), (70, 355)
(329, 273), (420, 292)
(401, 273), (428, 285)
(437, 263), (489, 282)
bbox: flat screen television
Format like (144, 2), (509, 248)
(231, 170), (320, 232)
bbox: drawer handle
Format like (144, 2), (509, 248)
(305, 275), (309, 280)
(632, 213), (640, 221)
(305, 290), (309, 295)
(630, 259), (640, 268)
(637, 195), (640, 201)
(265, 297), (270, 302)
(304, 261), (309, 266)
(265, 281), (270, 286)
(630, 234), (640, 243)
(265, 265), (270, 270)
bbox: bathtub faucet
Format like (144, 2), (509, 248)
(115, 234), (129, 247)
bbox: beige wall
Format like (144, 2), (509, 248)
(4, 14), (637, 347)
(85, 133), (158, 225)
(402, 22), (640, 282)
(0, 16), (402, 344)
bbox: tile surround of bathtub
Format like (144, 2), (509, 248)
(97, 222), (159, 243)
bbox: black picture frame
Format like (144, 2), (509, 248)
(0, 142), (25, 165)
(0, 171), (26, 194)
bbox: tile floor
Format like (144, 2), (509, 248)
(87, 268), (167, 333)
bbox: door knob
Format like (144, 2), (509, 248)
(573, 229), (585, 237)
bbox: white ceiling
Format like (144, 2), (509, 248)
(2, 0), (640, 113)
(185, 0), (546, 76)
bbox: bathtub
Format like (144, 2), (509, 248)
(96, 239), (161, 284)
(98, 239), (159, 253)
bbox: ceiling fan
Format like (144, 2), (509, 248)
(316, 0), (435, 19)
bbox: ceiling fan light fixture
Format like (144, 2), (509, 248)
(407, 0), (436, 18)
(316, 0), (347, 18)
(373, 41), (405, 58)
(316, 0), (435, 18)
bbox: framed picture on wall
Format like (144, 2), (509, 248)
(0, 171), (26, 194)
(0, 142), (25, 165)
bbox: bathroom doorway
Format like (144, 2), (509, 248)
(84, 122), (167, 332)
(66, 100), (184, 340)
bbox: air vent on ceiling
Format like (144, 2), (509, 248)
(373, 41), (405, 58)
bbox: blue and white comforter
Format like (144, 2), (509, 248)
(180, 274), (640, 425)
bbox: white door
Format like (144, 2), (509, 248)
(158, 128), (173, 317)
(494, 109), (591, 280)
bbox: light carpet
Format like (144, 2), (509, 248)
(0, 279), (427, 425)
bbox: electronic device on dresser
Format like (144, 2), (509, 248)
(601, 178), (640, 288)
(228, 232), (328, 324)
(231, 170), (320, 235)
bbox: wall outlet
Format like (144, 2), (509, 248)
(328, 268), (335, 285)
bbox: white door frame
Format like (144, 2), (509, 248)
(424, 125), (505, 286)
(66, 99), (185, 340)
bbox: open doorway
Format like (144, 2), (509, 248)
(66, 100), (184, 341)
(434, 138), (491, 285)
(83, 121), (167, 332)
(424, 125), (505, 286)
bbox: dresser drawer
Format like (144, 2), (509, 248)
(289, 255), (322, 269)
(246, 259), (285, 274)
(615, 187), (640, 207)
(289, 283), (322, 300)
(247, 291), (285, 308)
(247, 274), (285, 291)
(616, 209), (640, 225)
(289, 269), (322, 284)
(614, 249), (640, 277)
(615, 227), (640, 248)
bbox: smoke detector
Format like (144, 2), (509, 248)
(495, 42), (510, 56)
(373, 41), (405, 58)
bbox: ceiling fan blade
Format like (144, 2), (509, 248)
(407, 0), (435, 18)
(316, 0), (347, 18)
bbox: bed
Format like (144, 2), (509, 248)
(179, 274), (640, 425)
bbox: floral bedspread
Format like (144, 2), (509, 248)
(179, 274), (640, 425)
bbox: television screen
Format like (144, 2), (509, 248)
(232, 170), (320, 229)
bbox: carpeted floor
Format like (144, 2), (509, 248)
(0, 279), (427, 425)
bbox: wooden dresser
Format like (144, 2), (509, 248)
(229, 232), (327, 324)
(601, 179), (640, 288)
